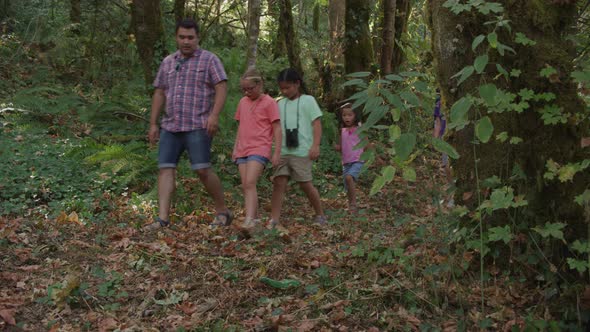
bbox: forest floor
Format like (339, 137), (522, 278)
(0, 115), (555, 331)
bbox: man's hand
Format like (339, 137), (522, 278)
(148, 124), (160, 146)
(206, 114), (219, 136)
(309, 145), (320, 160)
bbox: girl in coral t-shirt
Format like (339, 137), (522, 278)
(233, 67), (282, 228)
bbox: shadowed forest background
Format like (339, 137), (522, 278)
(1, 0), (590, 330)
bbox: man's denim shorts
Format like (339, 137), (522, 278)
(158, 128), (211, 170)
(343, 161), (364, 191)
(235, 155), (269, 166)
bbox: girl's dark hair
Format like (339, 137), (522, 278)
(337, 102), (361, 128)
(276, 68), (308, 94)
(176, 18), (199, 33)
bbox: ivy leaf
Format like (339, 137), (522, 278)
(474, 54), (489, 74)
(540, 66), (557, 78)
(475, 116), (494, 143)
(488, 226), (513, 244)
(449, 96), (472, 129)
(402, 167), (417, 182)
(510, 69), (521, 77)
(571, 71), (590, 83)
(571, 240), (590, 254)
(472, 35), (486, 51)
(532, 222), (566, 242)
(515, 32), (536, 46)
(385, 74), (404, 81)
(477, 2), (503, 15)
(347, 72), (371, 78)
(509, 137), (523, 144)
(479, 83), (498, 106)
(496, 64), (509, 79)
(394, 133), (416, 161)
(567, 258), (588, 273)
(432, 137), (460, 159)
(496, 131), (508, 142)
(388, 125), (401, 141)
(487, 32), (498, 48)
(574, 190), (590, 206)
(457, 66), (475, 86)
(518, 88), (535, 101)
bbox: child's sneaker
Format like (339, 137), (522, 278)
(242, 217), (259, 229)
(314, 215), (328, 226)
(266, 219), (279, 229)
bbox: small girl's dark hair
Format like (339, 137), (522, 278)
(337, 102), (361, 128)
(277, 68), (308, 94)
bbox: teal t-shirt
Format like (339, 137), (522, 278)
(278, 94), (323, 157)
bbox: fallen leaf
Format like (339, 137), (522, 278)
(462, 191), (473, 201)
(98, 317), (118, 332)
(296, 320), (317, 331)
(0, 309), (16, 325)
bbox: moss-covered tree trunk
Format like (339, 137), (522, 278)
(278, 0), (303, 76)
(246, 0), (262, 69)
(174, 0), (186, 23)
(391, 0), (410, 72)
(130, 0), (166, 86)
(427, 0), (589, 237)
(380, 0), (396, 74)
(344, 0), (373, 73)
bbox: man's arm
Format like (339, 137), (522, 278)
(206, 80), (228, 136)
(149, 88), (166, 145)
(309, 118), (322, 160)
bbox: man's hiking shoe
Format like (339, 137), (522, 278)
(314, 215), (328, 226)
(209, 210), (233, 229)
(143, 217), (170, 231)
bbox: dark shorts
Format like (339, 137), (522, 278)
(158, 128), (211, 170)
(235, 155), (269, 166)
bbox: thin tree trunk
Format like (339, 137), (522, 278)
(427, 0), (589, 235)
(246, 0), (262, 68)
(380, 0), (396, 74)
(278, 0), (303, 76)
(131, 0), (166, 86)
(391, 0), (411, 72)
(70, 0), (81, 23)
(174, 0), (186, 23)
(344, 0), (373, 73)
(328, 0), (345, 67)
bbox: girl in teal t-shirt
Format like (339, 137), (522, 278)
(268, 68), (327, 228)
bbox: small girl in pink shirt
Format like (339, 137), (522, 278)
(334, 103), (365, 214)
(233, 67), (282, 228)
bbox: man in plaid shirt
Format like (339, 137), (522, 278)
(146, 18), (232, 230)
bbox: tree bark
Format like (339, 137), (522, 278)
(70, 0), (81, 23)
(391, 0), (411, 72)
(344, 0), (373, 73)
(174, 0), (186, 23)
(380, 0), (396, 74)
(427, 0), (589, 235)
(130, 0), (166, 86)
(328, 0), (345, 67)
(278, 0), (303, 76)
(246, 0), (262, 68)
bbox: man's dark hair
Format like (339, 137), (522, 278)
(176, 18), (199, 34)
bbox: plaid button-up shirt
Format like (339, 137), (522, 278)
(153, 49), (227, 132)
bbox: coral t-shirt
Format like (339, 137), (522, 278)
(233, 94), (280, 160)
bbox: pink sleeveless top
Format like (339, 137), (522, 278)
(341, 127), (363, 164)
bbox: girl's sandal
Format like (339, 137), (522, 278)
(142, 217), (170, 231)
(209, 210), (233, 229)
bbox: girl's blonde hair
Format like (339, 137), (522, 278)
(242, 66), (263, 85)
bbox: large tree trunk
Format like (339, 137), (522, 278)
(427, 0), (589, 239)
(174, 0), (186, 23)
(391, 0), (411, 72)
(130, 0), (166, 86)
(344, 0), (373, 73)
(70, 0), (81, 23)
(380, 0), (396, 74)
(278, 0), (303, 76)
(246, 0), (262, 68)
